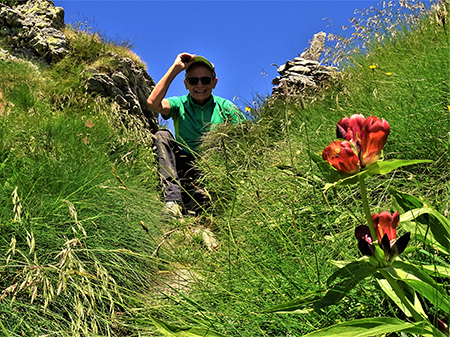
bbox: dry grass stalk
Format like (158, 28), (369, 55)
(11, 186), (22, 222)
(0, 90), (4, 112)
(323, 0), (440, 66)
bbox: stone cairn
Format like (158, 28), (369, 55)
(0, 0), (158, 130)
(271, 32), (339, 98)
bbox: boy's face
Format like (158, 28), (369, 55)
(184, 64), (217, 106)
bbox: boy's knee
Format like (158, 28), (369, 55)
(154, 129), (173, 147)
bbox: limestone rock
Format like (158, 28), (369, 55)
(287, 65), (311, 74)
(286, 74), (316, 87)
(201, 228), (219, 251)
(29, 27), (67, 62)
(272, 76), (282, 86)
(0, 47), (40, 71)
(0, 0), (158, 131)
(188, 227), (219, 251)
(293, 57), (320, 67)
(300, 31), (326, 62)
(0, 0), (68, 63)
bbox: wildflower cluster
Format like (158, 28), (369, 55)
(322, 114), (390, 174)
(269, 112), (448, 336)
(321, 114), (409, 264)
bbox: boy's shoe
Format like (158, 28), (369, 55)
(185, 189), (211, 215)
(161, 201), (183, 220)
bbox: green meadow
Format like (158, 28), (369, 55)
(0, 1), (449, 336)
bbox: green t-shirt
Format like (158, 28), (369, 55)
(164, 94), (245, 154)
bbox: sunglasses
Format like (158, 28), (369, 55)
(186, 77), (214, 85)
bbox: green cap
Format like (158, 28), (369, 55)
(186, 55), (215, 74)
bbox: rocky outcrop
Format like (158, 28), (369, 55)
(0, 0), (158, 130)
(0, 0), (67, 64)
(271, 32), (339, 98)
(84, 52), (157, 130)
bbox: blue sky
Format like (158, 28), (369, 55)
(54, 0), (381, 125)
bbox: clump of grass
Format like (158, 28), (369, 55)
(0, 36), (163, 335)
(64, 22), (147, 70)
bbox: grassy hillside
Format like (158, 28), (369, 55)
(0, 1), (449, 336)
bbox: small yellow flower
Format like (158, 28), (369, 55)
(245, 107), (252, 112)
(369, 65), (377, 70)
(447, 105), (450, 113)
(385, 72), (392, 76)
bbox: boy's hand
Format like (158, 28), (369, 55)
(175, 53), (196, 70)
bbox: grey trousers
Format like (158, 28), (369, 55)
(153, 129), (200, 203)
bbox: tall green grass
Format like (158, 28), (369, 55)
(0, 44), (163, 336)
(0, 1), (449, 336)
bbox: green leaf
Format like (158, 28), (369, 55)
(264, 260), (377, 314)
(149, 315), (226, 337)
(421, 264), (450, 278)
(378, 268), (427, 321)
(376, 278), (414, 317)
(401, 279), (450, 313)
(324, 170), (367, 191)
(377, 275), (427, 318)
(385, 262), (450, 314)
(392, 260), (446, 290)
(326, 260), (376, 286)
(413, 235), (450, 256)
(391, 187), (427, 213)
(400, 207), (450, 254)
(317, 260), (377, 310)
(365, 159), (432, 175)
(302, 317), (440, 337)
(324, 159), (431, 191)
(391, 188), (450, 254)
(262, 291), (322, 313)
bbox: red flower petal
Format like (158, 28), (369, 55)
(336, 114), (366, 147)
(322, 140), (360, 174)
(372, 211), (399, 244)
(360, 116), (390, 167)
(355, 225), (373, 244)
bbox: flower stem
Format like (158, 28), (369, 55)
(0, 318), (10, 337)
(359, 178), (378, 242)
